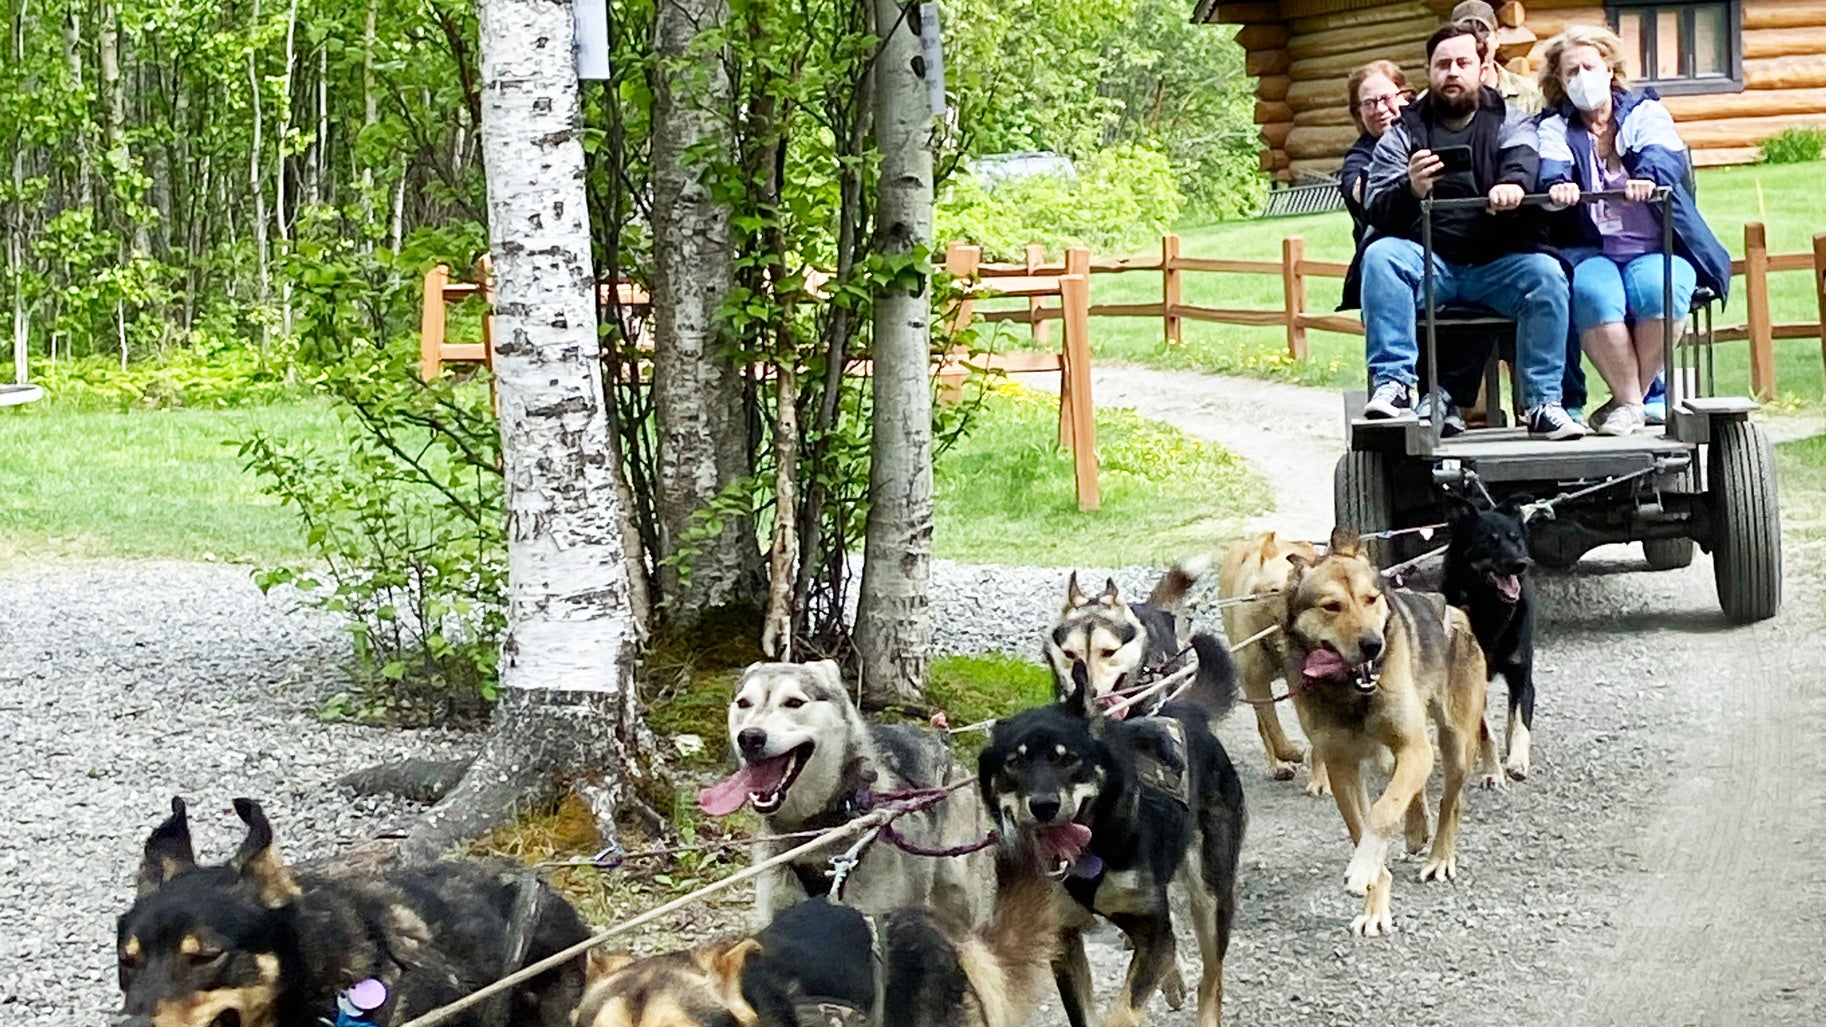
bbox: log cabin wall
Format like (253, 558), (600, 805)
(1209, 0), (1826, 182)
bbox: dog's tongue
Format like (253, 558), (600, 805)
(697, 753), (794, 816)
(1491, 572), (1522, 603)
(1302, 648), (1353, 680)
(1035, 822), (1093, 866)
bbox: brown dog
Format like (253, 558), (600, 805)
(1280, 528), (1497, 937)
(1218, 532), (1325, 790)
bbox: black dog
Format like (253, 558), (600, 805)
(1444, 496), (1537, 781)
(978, 633), (1245, 1027)
(117, 797), (589, 1027)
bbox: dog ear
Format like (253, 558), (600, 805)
(1327, 526), (1359, 558)
(587, 949), (638, 981)
(1097, 578), (1121, 606)
(229, 799), (301, 908)
(1442, 493), (1480, 524)
(1497, 493), (1534, 519)
(136, 796), (197, 896)
(1064, 571), (1086, 611)
(693, 937), (761, 1009)
(809, 659), (845, 693)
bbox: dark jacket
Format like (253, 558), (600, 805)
(1536, 87), (1732, 302)
(1362, 85), (1550, 268)
(1339, 133), (1377, 310)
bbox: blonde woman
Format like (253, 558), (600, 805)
(1339, 61), (1411, 312)
(1536, 25), (1730, 435)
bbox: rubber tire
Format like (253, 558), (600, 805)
(1642, 537), (1696, 570)
(1709, 419), (1782, 623)
(1335, 451), (1394, 568)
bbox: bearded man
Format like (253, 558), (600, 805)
(1358, 22), (1585, 440)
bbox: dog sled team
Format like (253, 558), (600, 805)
(112, 5), (1712, 1025)
(115, 503), (1542, 1027)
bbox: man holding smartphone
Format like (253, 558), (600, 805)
(1359, 22), (1586, 439)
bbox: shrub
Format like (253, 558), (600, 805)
(11, 346), (299, 411)
(1759, 126), (1826, 165)
(937, 143), (1185, 259)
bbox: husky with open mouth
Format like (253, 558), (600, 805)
(701, 659), (990, 928)
(1444, 496), (1539, 781)
(979, 633), (1246, 1027)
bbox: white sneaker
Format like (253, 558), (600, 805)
(1586, 398), (1618, 433)
(1363, 380), (1415, 419)
(1596, 403), (1645, 436)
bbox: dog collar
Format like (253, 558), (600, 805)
(334, 978), (387, 1026)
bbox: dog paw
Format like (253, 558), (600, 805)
(1404, 830), (1431, 856)
(1419, 854), (1458, 883)
(1504, 754), (1530, 781)
(1269, 759), (1299, 781)
(1350, 909), (1394, 937)
(1160, 965), (1187, 1010)
(1305, 777), (1332, 798)
(1344, 836), (1388, 896)
(1480, 770), (1504, 790)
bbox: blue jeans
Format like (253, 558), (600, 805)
(1570, 252), (1697, 334)
(1362, 238), (1570, 409)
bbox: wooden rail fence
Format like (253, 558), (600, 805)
(947, 221), (1826, 402)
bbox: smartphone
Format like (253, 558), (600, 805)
(1433, 145), (1474, 174)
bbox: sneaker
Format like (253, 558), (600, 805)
(1643, 376), (1667, 425)
(1528, 403), (1588, 440)
(1586, 398), (1619, 433)
(1596, 402), (1646, 436)
(1415, 390), (1467, 437)
(1363, 380), (1415, 419)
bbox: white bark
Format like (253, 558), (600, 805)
(400, 0), (643, 860)
(650, 0), (760, 623)
(247, 0), (270, 346)
(60, 9), (94, 212)
(855, 0), (936, 707)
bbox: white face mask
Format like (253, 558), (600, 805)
(1565, 67), (1613, 111)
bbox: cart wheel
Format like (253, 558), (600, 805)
(1709, 419), (1781, 622)
(1335, 452), (1394, 567)
(1642, 537), (1695, 570)
(1643, 463), (1698, 570)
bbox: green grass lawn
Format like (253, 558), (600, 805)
(1001, 160), (1826, 406)
(933, 383), (1270, 566)
(0, 386), (1267, 569)
(0, 401), (338, 563)
(1776, 432), (1826, 548)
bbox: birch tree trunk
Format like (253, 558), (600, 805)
(400, 0), (646, 861)
(649, 0), (763, 628)
(855, 0), (935, 708)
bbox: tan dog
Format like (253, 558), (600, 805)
(1280, 527), (1497, 937)
(1218, 532), (1326, 790)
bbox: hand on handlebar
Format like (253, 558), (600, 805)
(1486, 183), (1525, 213)
(1624, 178), (1658, 203)
(1408, 149), (1443, 198)
(1548, 182), (1581, 207)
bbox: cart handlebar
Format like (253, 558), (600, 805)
(1421, 187), (1671, 211)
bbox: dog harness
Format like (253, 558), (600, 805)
(791, 913), (890, 1027)
(1133, 717), (1190, 805)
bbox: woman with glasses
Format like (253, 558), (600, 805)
(1536, 25), (1730, 435)
(1340, 61), (1412, 313)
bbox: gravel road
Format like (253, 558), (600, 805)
(5, 368), (1821, 1026)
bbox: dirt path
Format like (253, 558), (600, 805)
(1066, 363), (1826, 1026)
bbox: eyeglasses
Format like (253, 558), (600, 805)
(1357, 91), (1413, 113)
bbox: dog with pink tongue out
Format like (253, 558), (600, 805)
(698, 659), (991, 929)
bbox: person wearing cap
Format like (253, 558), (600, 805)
(1451, 1), (1543, 116)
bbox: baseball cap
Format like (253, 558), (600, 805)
(1450, 1), (1498, 31)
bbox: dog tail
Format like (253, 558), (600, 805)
(1146, 553), (1211, 614)
(1175, 631), (1242, 720)
(960, 858), (1062, 1027)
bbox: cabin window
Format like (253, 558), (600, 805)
(1606, 1), (1743, 94)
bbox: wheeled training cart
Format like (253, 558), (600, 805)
(1337, 190), (1782, 623)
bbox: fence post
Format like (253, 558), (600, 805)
(1813, 231), (1826, 391)
(420, 263), (450, 381)
(1282, 235), (1309, 360)
(1745, 222), (1774, 401)
(1162, 234), (1183, 347)
(944, 242), (981, 335)
(1060, 271), (1099, 512)
(1025, 243), (1051, 351)
(1060, 247), (1092, 450)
